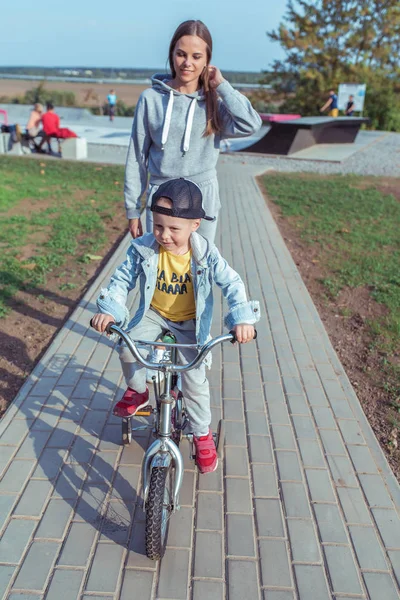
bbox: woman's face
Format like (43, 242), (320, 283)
(172, 35), (208, 87)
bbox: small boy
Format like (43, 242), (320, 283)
(91, 178), (260, 473)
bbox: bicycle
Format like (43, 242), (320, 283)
(91, 320), (256, 560)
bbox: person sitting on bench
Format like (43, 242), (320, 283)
(25, 103), (45, 150)
(38, 102), (61, 153)
(38, 102), (78, 154)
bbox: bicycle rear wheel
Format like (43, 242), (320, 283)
(122, 418), (132, 445)
(145, 466), (173, 560)
(216, 419), (225, 458)
(171, 391), (186, 447)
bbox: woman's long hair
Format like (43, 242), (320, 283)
(168, 20), (221, 136)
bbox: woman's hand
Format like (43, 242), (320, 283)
(91, 313), (115, 333)
(129, 218), (143, 238)
(208, 66), (224, 89)
(232, 324), (255, 344)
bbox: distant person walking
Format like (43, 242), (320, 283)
(124, 19), (262, 243)
(107, 89), (117, 121)
(320, 89), (339, 117)
(345, 94), (355, 116)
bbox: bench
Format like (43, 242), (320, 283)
(61, 137), (87, 160)
(0, 131), (87, 159)
(0, 132), (23, 155)
(245, 116), (370, 155)
(0, 132), (8, 154)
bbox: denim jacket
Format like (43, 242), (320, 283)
(97, 232), (260, 345)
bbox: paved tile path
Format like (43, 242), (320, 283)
(0, 160), (399, 600)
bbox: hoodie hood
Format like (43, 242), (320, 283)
(151, 74), (205, 154)
(151, 73), (205, 101)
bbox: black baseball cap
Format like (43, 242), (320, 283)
(151, 178), (215, 221)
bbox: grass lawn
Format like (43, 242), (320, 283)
(0, 155), (125, 316)
(0, 155), (127, 413)
(261, 172), (400, 469)
(261, 174), (400, 354)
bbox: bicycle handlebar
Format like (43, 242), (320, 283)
(90, 319), (256, 374)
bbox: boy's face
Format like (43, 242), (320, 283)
(153, 198), (200, 254)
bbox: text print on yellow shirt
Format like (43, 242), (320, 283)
(151, 247), (196, 322)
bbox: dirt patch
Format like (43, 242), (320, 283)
(257, 175), (400, 479)
(0, 214), (129, 417)
(5, 195), (56, 218)
(349, 177), (400, 202)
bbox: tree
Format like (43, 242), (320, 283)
(266, 0), (400, 124)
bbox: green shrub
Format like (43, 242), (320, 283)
(363, 84), (400, 131)
(23, 83), (77, 107)
(91, 100), (135, 117)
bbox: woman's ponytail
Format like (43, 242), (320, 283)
(200, 66), (221, 137)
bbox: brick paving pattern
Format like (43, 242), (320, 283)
(0, 160), (399, 599)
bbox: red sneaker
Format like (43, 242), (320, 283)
(193, 430), (218, 474)
(113, 387), (149, 418)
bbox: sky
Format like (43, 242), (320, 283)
(1, 0), (287, 72)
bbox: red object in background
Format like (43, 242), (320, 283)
(42, 113), (77, 139)
(0, 109), (8, 125)
(42, 112), (60, 135)
(57, 128), (78, 139)
(259, 113), (301, 122)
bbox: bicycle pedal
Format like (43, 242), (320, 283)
(135, 407), (153, 417)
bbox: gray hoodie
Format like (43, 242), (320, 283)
(124, 73), (262, 219)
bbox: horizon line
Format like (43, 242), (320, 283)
(0, 65), (265, 74)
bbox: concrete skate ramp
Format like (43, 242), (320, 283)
(238, 116), (369, 155)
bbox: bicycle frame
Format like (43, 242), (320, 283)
(105, 323), (238, 510)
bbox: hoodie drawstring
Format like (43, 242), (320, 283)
(161, 90), (174, 150)
(160, 92), (197, 157)
(183, 98), (197, 156)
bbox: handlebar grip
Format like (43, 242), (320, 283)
(105, 322), (115, 335)
(229, 329), (258, 344)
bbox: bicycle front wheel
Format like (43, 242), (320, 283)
(145, 466), (173, 560)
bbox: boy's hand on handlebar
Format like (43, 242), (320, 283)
(91, 313), (115, 333)
(232, 324), (255, 344)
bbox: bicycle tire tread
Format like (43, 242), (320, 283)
(145, 467), (169, 560)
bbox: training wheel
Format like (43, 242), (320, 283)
(216, 419), (225, 458)
(122, 418), (132, 445)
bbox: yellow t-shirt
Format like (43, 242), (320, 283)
(151, 247), (196, 321)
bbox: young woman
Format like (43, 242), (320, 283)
(124, 19), (262, 243)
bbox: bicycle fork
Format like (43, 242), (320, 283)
(142, 382), (184, 511)
(142, 436), (184, 511)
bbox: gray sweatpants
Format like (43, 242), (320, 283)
(118, 308), (211, 437)
(145, 176), (221, 243)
